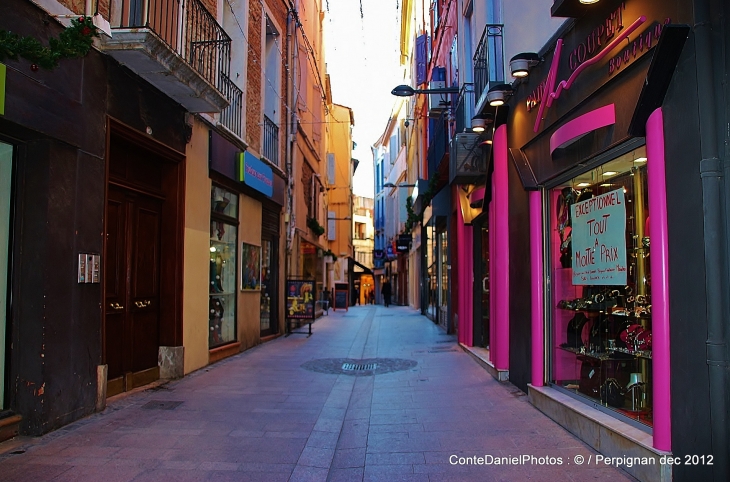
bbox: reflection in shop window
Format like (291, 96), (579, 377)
(550, 146), (653, 429)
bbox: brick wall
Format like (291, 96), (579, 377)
(246, 0), (263, 152)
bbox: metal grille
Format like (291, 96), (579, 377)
(262, 115), (279, 167)
(473, 24), (504, 103)
(219, 73), (242, 137)
(112, 0), (231, 92)
(342, 363), (378, 371)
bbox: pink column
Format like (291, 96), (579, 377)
(456, 203), (474, 345)
(489, 193), (496, 361)
(530, 190), (544, 386)
(494, 125), (510, 371)
(646, 108), (671, 451)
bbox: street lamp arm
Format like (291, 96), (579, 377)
(391, 84), (460, 97)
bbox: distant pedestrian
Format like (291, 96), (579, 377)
(369, 290), (375, 304)
(355, 287), (360, 305)
(381, 279), (392, 307)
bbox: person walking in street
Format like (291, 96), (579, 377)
(381, 278), (392, 307)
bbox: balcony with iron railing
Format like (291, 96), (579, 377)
(473, 24), (505, 109)
(427, 116), (450, 178)
(102, 0), (232, 113)
(262, 115), (279, 167)
(219, 74), (242, 138)
(454, 83), (475, 134)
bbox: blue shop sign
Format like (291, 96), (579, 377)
(237, 151), (273, 197)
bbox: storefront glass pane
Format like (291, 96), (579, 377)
(209, 186), (238, 348)
(0, 141), (12, 408)
(550, 146), (652, 428)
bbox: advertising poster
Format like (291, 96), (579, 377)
(240, 242), (261, 290)
(571, 188), (627, 285)
(286, 279), (315, 319)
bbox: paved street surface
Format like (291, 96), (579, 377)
(0, 306), (636, 481)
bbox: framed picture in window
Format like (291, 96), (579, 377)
(240, 242), (261, 291)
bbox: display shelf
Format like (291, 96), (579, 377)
(209, 291), (236, 297)
(558, 344), (652, 361)
(609, 346), (652, 360)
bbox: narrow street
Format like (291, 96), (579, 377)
(0, 306), (635, 482)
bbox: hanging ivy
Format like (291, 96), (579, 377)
(403, 173), (440, 234)
(307, 217), (325, 236)
(0, 16), (99, 71)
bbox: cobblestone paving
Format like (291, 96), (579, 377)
(0, 305), (638, 482)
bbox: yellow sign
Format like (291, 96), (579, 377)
(0, 63), (6, 116)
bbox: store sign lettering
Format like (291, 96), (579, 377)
(569, 3), (626, 71)
(571, 189), (627, 285)
(608, 19), (670, 75)
(532, 15), (646, 132)
(237, 151), (273, 197)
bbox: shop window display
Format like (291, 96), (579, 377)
(550, 146), (652, 429)
(209, 186), (238, 348)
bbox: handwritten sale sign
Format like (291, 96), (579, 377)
(571, 188), (627, 285)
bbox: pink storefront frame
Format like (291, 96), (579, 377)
(530, 108), (672, 451)
(455, 126), (510, 375)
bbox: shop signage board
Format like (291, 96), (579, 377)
(570, 188), (627, 285)
(236, 151), (273, 197)
(333, 282), (349, 311)
(285, 279), (315, 336)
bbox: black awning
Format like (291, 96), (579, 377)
(349, 257), (373, 274)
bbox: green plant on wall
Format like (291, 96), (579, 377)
(323, 249), (337, 261)
(0, 16), (99, 71)
(307, 217), (325, 236)
(403, 173), (440, 234)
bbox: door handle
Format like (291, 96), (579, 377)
(135, 300), (152, 308)
(109, 302), (124, 311)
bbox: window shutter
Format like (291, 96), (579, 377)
(328, 211), (336, 241)
(416, 35), (427, 85)
(327, 153), (335, 184)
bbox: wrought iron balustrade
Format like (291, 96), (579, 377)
(111, 0), (231, 91)
(262, 115), (279, 167)
(219, 74), (242, 137)
(427, 116), (450, 177)
(473, 24), (505, 103)
(454, 83), (475, 133)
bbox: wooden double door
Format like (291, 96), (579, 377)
(105, 185), (162, 396)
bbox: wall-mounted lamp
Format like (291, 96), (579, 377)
(486, 83), (514, 107)
(391, 84), (460, 97)
(509, 52), (541, 78)
(471, 113), (494, 133)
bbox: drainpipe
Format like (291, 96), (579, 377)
(285, 2), (298, 282)
(694, 0), (729, 479)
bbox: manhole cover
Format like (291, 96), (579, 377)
(301, 358), (417, 376)
(141, 400), (183, 410)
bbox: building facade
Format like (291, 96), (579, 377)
(0, 0), (336, 441)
